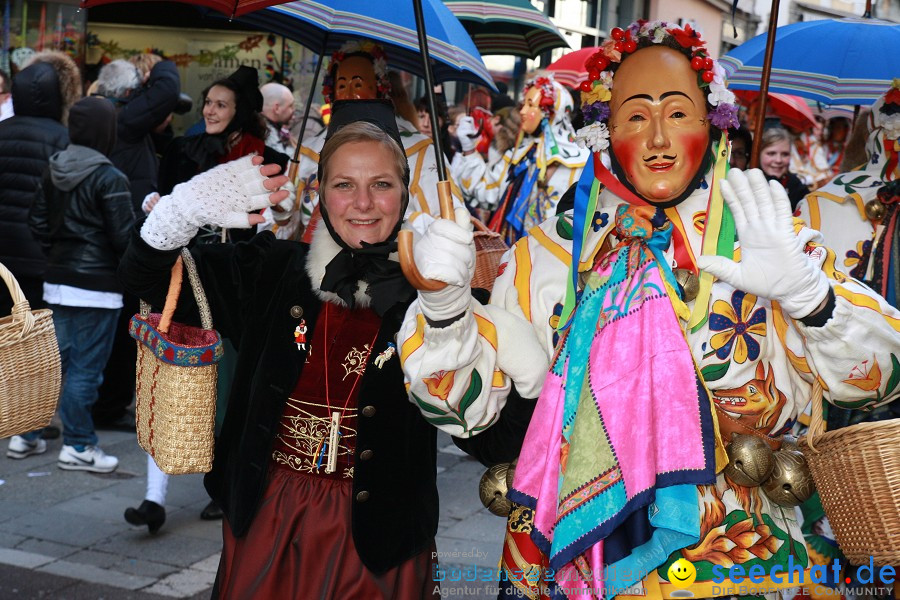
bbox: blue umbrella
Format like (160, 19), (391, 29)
(721, 17), (900, 105)
(228, 0), (496, 89)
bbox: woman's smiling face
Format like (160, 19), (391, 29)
(203, 85), (237, 135)
(608, 46), (710, 203)
(321, 139), (404, 248)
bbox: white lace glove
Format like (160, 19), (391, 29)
(415, 207), (476, 323)
(697, 168), (830, 319)
(270, 180), (296, 223)
(141, 155), (276, 250)
(141, 192), (160, 215)
(456, 116), (478, 154)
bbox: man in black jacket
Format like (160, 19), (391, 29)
(8, 97), (133, 472)
(0, 51), (81, 316)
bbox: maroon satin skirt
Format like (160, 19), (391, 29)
(213, 466), (441, 599)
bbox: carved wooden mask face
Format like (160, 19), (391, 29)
(334, 56), (378, 101)
(608, 46), (710, 203)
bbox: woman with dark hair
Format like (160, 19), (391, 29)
(155, 66), (288, 225)
(119, 100), (522, 597)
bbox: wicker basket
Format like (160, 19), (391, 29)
(0, 262), (61, 439)
(798, 380), (900, 566)
(130, 249), (222, 475)
(472, 218), (509, 292)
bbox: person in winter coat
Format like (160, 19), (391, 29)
(95, 56), (181, 214)
(91, 56), (179, 431)
(0, 51), (81, 316)
(7, 97), (133, 471)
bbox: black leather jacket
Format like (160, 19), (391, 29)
(30, 149), (134, 293)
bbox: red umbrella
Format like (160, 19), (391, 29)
(733, 89), (817, 132)
(80, 0), (278, 17)
(544, 46), (600, 89)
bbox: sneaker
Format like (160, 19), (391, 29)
(6, 435), (47, 459)
(57, 444), (118, 473)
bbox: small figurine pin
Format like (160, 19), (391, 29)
(374, 342), (396, 369)
(294, 319), (308, 351)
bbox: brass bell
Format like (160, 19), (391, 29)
(761, 450), (815, 507)
(505, 458), (518, 490)
(865, 199), (886, 222)
(479, 463), (514, 517)
(723, 434), (776, 487)
(673, 268), (699, 302)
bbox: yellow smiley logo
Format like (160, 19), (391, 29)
(667, 558), (697, 589)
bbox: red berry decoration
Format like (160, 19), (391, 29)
(611, 27), (625, 41)
(580, 80), (593, 93)
(595, 56), (609, 70)
(588, 68), (601, 81)
(704, 57), (714, 70)
(623, 40), (637, 53)
(701, 70), (715, 83)
(614, 41), (624, 52)
(691, 56), (704, 71)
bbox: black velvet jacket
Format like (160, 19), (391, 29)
(118, 229), (535, 574)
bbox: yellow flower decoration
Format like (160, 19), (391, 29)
(843, 358), (882, 392)
(583, 84), (611, 105)
(423, 370), (455, 401)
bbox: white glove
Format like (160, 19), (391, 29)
(141, 155), (277, 250)
(456, 116), (478, 154)
(697, 169), (830, 319)
(415, 207), (476, 322)
(141, 192), (160, 215)
(270, 180), (296, 223)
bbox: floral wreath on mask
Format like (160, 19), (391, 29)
(575, 20), (740, 153)
(321, 40), (391, 105)
(522, 76), (558, 121)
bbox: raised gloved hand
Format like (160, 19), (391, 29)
(697, 168), (830, 319)
(414, 207), (476, 323)
(141, 155), (289, 250)
(456, 116), (478, 154)
(270, 180), (296, 223)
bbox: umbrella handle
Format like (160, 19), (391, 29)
(398, 181), (453, 291)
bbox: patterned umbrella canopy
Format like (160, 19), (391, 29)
(231, 0), (496, 88)
(442, 0), (569, 58)
(721, 17), (900, 106)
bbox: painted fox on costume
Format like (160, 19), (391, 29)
(714, 362), (788, 433)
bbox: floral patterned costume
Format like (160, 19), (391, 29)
(399, 160), (900, 598)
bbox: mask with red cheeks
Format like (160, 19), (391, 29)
(608, 46), (711, 204)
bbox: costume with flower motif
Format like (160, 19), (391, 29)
(451, 77), (589, 244)
(399, 22), (900, 600)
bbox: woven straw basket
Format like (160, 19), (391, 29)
(0, 262), (61, 439)
(472, 218), (509, 292)
(799, 380), (900, 566)
(131, 249), (221, 475)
